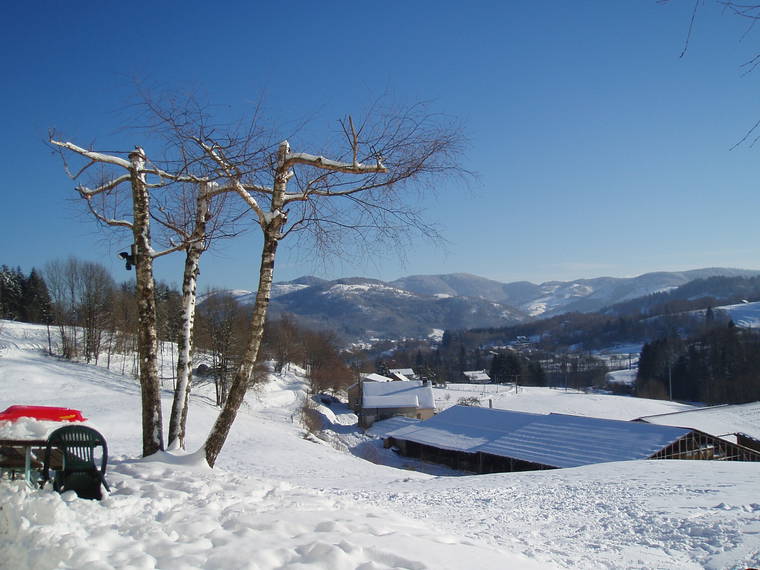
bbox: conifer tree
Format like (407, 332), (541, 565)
(22, 268), (52, 324)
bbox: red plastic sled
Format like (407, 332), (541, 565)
(0, 405), (86, 422)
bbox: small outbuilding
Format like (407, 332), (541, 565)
(347, 373), (394, 410)
(463, 370), (490, 384)
(385, 405), (760, 474)
(388, 368), (417, 380)
(351, 380), (435, 428)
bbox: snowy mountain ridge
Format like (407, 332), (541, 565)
(215, 267), (760, 339)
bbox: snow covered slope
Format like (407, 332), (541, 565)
(1, 320), (759, 569)
(716, 300), (760, 328)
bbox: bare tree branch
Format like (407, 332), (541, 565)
(75, 174), (133, 197)
(49, 139), (132, 169)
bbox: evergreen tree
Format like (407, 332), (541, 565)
(21, 268), (52, 324)
(458, 344), (467, 373)
(0, 265), (24, 319)
(526, 361), (547, 387)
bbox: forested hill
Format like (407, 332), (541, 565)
(4, 261), (760, 345)
(605, 275), (760, 318)
(466, 275), (760, 352)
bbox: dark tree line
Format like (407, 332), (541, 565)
(350, 333), (561, 388)
(0, 265), (52, 324)
(489, 352), (547, 387)
(637, 322), (760, 404)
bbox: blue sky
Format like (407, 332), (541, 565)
(3, 1), (760, 291)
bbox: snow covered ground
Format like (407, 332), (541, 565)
(716, 300), (760, 329)
(605, 368), (638, 386)
(1, 320), (760, 569)
(432, 382), (692, 419)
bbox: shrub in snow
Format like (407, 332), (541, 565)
(457, 396), (481, 407)
(298, 397), (324, 436)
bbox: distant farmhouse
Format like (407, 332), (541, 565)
(348, 379), (434, 428)
(463, 370), (490, 384)
(384, 406), (760, 474)
(347, 373), (393, 410)
(388, 368), (418, 381)
(360, 372), (394, 383)
(637, 402), (760, 454)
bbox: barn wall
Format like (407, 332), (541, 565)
(650, 431), (760, 462)
(386, 437), (556, 473)
(361, 406), (433, 428)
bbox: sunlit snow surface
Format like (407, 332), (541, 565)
(716, 300), (760, 328)
(1, 320), (760, 569)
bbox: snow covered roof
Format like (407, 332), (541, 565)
(365, 394), (419, 408)
(361, 373), (394, 383)
(638, 401), (760, 443)
(388, 372), (411, 382)
(362, 381), (435, 410)
(386, 406), (691, 468)
(463, 370), (490, 382)
(389, 368), (416, 377)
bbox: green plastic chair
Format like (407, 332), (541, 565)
(41, 425), (111, 500)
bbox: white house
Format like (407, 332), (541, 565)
(349, 380), (435, 428)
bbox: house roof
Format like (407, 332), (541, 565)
(362, 380), (435, 410)
(463, 370), (490, 381)
(361, 373), (394, 383)
(638, 401), (760, 443)
(386, 405), (691, 469)
(389, 368), (416, 376)
(388, 372), (411, 382)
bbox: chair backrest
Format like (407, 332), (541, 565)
(47, 425), (108, 473)
(43, 425), (110, 499)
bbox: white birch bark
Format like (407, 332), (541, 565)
(203, 141), (387, 467)
(129, 148), (165, 456)
(167, 184), (210, 449)
(51, 139), (166, 457)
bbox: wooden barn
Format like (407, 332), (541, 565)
(384, 405), (760, 474)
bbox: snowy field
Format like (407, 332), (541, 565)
(716, 300), (760, 329)
(432, 382), (692, 419)
(1, 321), (760, 569)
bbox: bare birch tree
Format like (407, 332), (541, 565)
(153, 181), (246, 449)
(51, 99), (463, 466)
(133, 95), (267, 450)
(49, 138), (202, 456)
(51, 101), (266, 452)
(193, 106), (464, 466)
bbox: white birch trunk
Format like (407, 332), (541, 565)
(203, 142), (290, 467)
(167, 186), (210, 449)
(130, 148), (164, 456)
